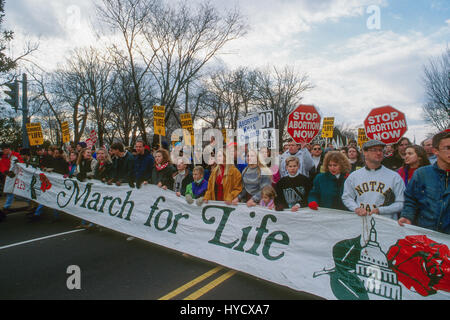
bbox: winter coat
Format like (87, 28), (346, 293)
(400, 163), (449, 234)
(112, 151), (135, 182)
(134, 150), (154, 182)
(150, 163), (175, 190)
(204, 165), (242, 202)
(308, 172), (348, 210)
(185, 179), (208, 199)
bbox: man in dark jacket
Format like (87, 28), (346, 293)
(133, 140), (154, 188)
(108, 142), (135, 187)
(399, 130), (450, 234)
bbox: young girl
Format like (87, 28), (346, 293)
(259, 185), (276, 210)
(397, 145), (430, 186)
(150, 148), (175, 190)
(203, 149), (242, 205)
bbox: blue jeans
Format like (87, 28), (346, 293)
(3, 193), (14, 209)
(3, 194), (30, 209)
(34, 204), (59, 218)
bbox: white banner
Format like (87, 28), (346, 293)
(9, 163), (450, 300)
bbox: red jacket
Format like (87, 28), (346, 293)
(0, 151), (23, 173)
(397, 166), (417, 186)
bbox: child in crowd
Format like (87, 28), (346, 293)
(259, 185), (276, 210)
(275, 156), (312, 212)
(185, 166), (208, 205)
(173, 158), (193, 197)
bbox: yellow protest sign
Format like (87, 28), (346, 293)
(321, 117), (335, 138)
(26, 123), (44, 146)
(180, 113), (194, 146)
(358, 128), (369, 149)
(61, 121), (70, 143)
(153, 105), (165, 136)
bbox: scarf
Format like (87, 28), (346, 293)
(155, 162), (169, 171)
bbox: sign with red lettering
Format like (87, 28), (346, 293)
(364, 106), (407, 144)
(287, 105), (321, 144)
(89, 130), (97, 144)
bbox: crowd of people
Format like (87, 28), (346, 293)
(0, 129), (448, 235)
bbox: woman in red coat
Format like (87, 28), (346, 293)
(397, 145), (430, 186)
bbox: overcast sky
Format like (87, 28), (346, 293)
(4, 0), (450, 143)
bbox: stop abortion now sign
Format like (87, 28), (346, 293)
(287, 104), (321, 144)
(364, 106), (407, 144)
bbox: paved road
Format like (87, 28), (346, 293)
(0, 199), (323, 302)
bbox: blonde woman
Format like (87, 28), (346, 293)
(239, 149), (272, 207)
(94, 147), (113, 182)
(308, 151), (351, 211)
(203, 149), (242, 205)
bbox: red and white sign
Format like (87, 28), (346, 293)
(86, 138), (94, 149)
(89, 130), (98, 144)
(287, 105), (321, 144)
(364, 106), (407, 144)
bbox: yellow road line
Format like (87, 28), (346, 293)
(158, 266), (224, 300)
(183, 270), (237, 300)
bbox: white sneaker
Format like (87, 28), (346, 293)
(126, 236), (135, 241)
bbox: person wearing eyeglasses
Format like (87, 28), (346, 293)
(342, 140), (405, 220)
(399, 130), (450, 234)
(309, 143), (324, 182)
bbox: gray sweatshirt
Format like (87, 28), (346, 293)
(239, 166), (272, 203)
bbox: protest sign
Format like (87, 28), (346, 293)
(287, 105), (321, 144)
(364, 106), (407, 144)
(25, 123), (44, 146)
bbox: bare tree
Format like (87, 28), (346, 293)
(422, 47), (450, 131)
(96, 0), (160, 145)
(197, 67), (256, 129)
(71, 47), (114, 146)
(146, 1), (247, 127)
(253, 65), (313, 147)
(96, 0), (246, 143)
(105, 69), (140, 146)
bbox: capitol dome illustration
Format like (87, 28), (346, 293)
(355, 218), (402, 300)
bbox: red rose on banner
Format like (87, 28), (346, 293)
(39, 173), (52, 192)
(387, 235), (450, 296)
